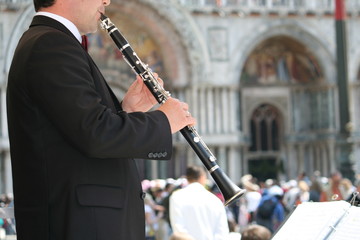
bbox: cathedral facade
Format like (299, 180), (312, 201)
(1, 0), (360, 193)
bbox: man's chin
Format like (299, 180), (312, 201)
(88, 25), (98, 34)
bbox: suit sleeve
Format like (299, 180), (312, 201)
(26, 31), (172, 159)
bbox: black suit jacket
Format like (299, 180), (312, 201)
(7, 16), (172, 240)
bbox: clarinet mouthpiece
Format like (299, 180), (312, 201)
(99, 13), (112, 30)
(100, 12), (107, 21)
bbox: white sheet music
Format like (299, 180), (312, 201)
(272, 201), (351, 240)
(328, 206), (360, 239)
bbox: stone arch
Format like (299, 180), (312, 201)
(125, 0), (210, 85)
(232, 21), (335, 86)
(93, 0), (209, 99)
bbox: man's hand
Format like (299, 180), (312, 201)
(158, 98), (196, 134)
(122, 75), (162, 112)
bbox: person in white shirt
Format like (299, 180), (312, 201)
(169, 165), (229, 240)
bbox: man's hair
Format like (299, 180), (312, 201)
(34, 0), (55, 12)
(185, 165), (205, 182)
(241, 225), (272, 240)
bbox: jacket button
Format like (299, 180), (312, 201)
(141, 192), (147, 200)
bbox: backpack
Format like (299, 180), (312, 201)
(257, 198), (277, 219)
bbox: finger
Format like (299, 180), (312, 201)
(136, 75), (142, 82)
(127, 77), (138, 91)
(187, 116), (196, 127)
(129, 77), (142, 93)
(151, 72), (164, 86)
(157, 77), (164, 86)
(182, 102), (189, 111)
(129, 76), (141, 89)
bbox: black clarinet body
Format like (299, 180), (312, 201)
(99, 13), (245, 206)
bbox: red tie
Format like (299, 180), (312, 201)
(81, 35), (88, 51)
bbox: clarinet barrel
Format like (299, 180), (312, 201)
(99, 13), (246, 206)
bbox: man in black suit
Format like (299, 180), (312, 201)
(6, 0), (196, 238)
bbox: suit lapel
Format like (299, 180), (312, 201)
(88, 60), (123, 114)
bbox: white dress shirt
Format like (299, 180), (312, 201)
(245, 191), (262, 212)
(35, 11), (82, 43)
(170, 182), (229, 240)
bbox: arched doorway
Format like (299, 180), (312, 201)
(240, 35), (333, 180)
(248, 104), (283, 182)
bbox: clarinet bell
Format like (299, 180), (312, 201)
(211, 168), (246, 206)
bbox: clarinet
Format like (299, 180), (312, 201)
(99, 13), (245, 206)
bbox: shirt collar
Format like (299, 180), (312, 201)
(185, 182), (204, 189)
(35, 12), (82, 43)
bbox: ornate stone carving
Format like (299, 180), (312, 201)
(136, 0), (208, 82)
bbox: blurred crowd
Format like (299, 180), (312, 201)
(0, 169), (359, 240)
(0, 193), (16, 238)
(141, 169), (360, 240)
